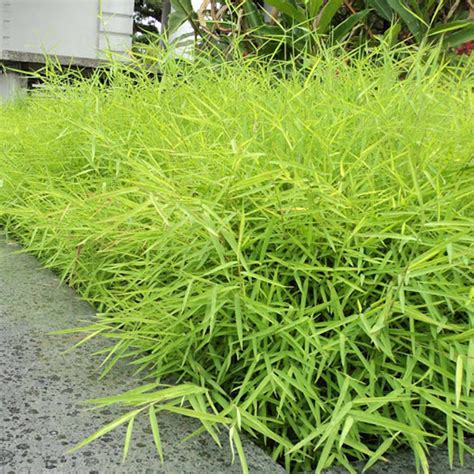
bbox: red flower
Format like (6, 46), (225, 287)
(454, 41), (474, 55)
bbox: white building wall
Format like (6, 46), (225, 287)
(0, 0), (133, 61)
(0, 3), (3, 53)
(3, 0), (100, 59)
(0, 1), (134, 102)
(98, 0), (134, 58)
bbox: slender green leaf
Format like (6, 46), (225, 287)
(317, 0), (344, 35)
(149, 406), (164, 464)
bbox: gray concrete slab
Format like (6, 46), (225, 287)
(0, 238), (472, 474)
(0, 239), (284, 474)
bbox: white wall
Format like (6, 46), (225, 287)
(98, 0), (134, 57)
(0, 0), (133, 61)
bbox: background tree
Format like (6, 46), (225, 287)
(134, 0), (163, 40)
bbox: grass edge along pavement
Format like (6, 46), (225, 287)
(0, 238), (284, 473)
(0, 237), (472, 474)
(0, 48), (473, 473)
(1, 236), (472, 474)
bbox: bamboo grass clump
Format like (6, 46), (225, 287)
(0, 48), (473, 473)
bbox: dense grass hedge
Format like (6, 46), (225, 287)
(1, 50), (473, 472)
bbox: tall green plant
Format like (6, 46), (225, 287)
(369, 0), (474, 46)
(165, 0), (474, 57)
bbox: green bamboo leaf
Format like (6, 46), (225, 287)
(411, 439), (429, 474)
(85, 384), (208, 406)
(159, 405), (232, 424)
(457, 426), (466, 465)
(240, 410), (292, 448)
(317, 0), (344, 34)
(315, 434), (336, 474)
(262, 0), (306, 23)
(149, 406), (164, 464)
(338, 415), (354, 449)
(444, 23), (474, 47)
(455, 354), (463, 408)
(308, 0), (324, 19)
(466, 339), (474, 398)
(368, 0), (393, 21)
(332, 10), (370, 42)
(230, 427), (249, 474)
(122, 416), (135, 463)
(363, 434), (397, 472)
(386, 0), (424, 40)
(242, 0), (265, 30)
(428, 19), (474, 37)
(447, 408), (454, 469)
(234, 293), (244, 349)
(427, 0), (446, 25)
(381, 22), (401, 46)
(290, 403), (353, 453)
(350, 410), (429, 436)
(67, 409), (141, 454)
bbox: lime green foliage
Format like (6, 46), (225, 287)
(1, 50), (473, 472)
